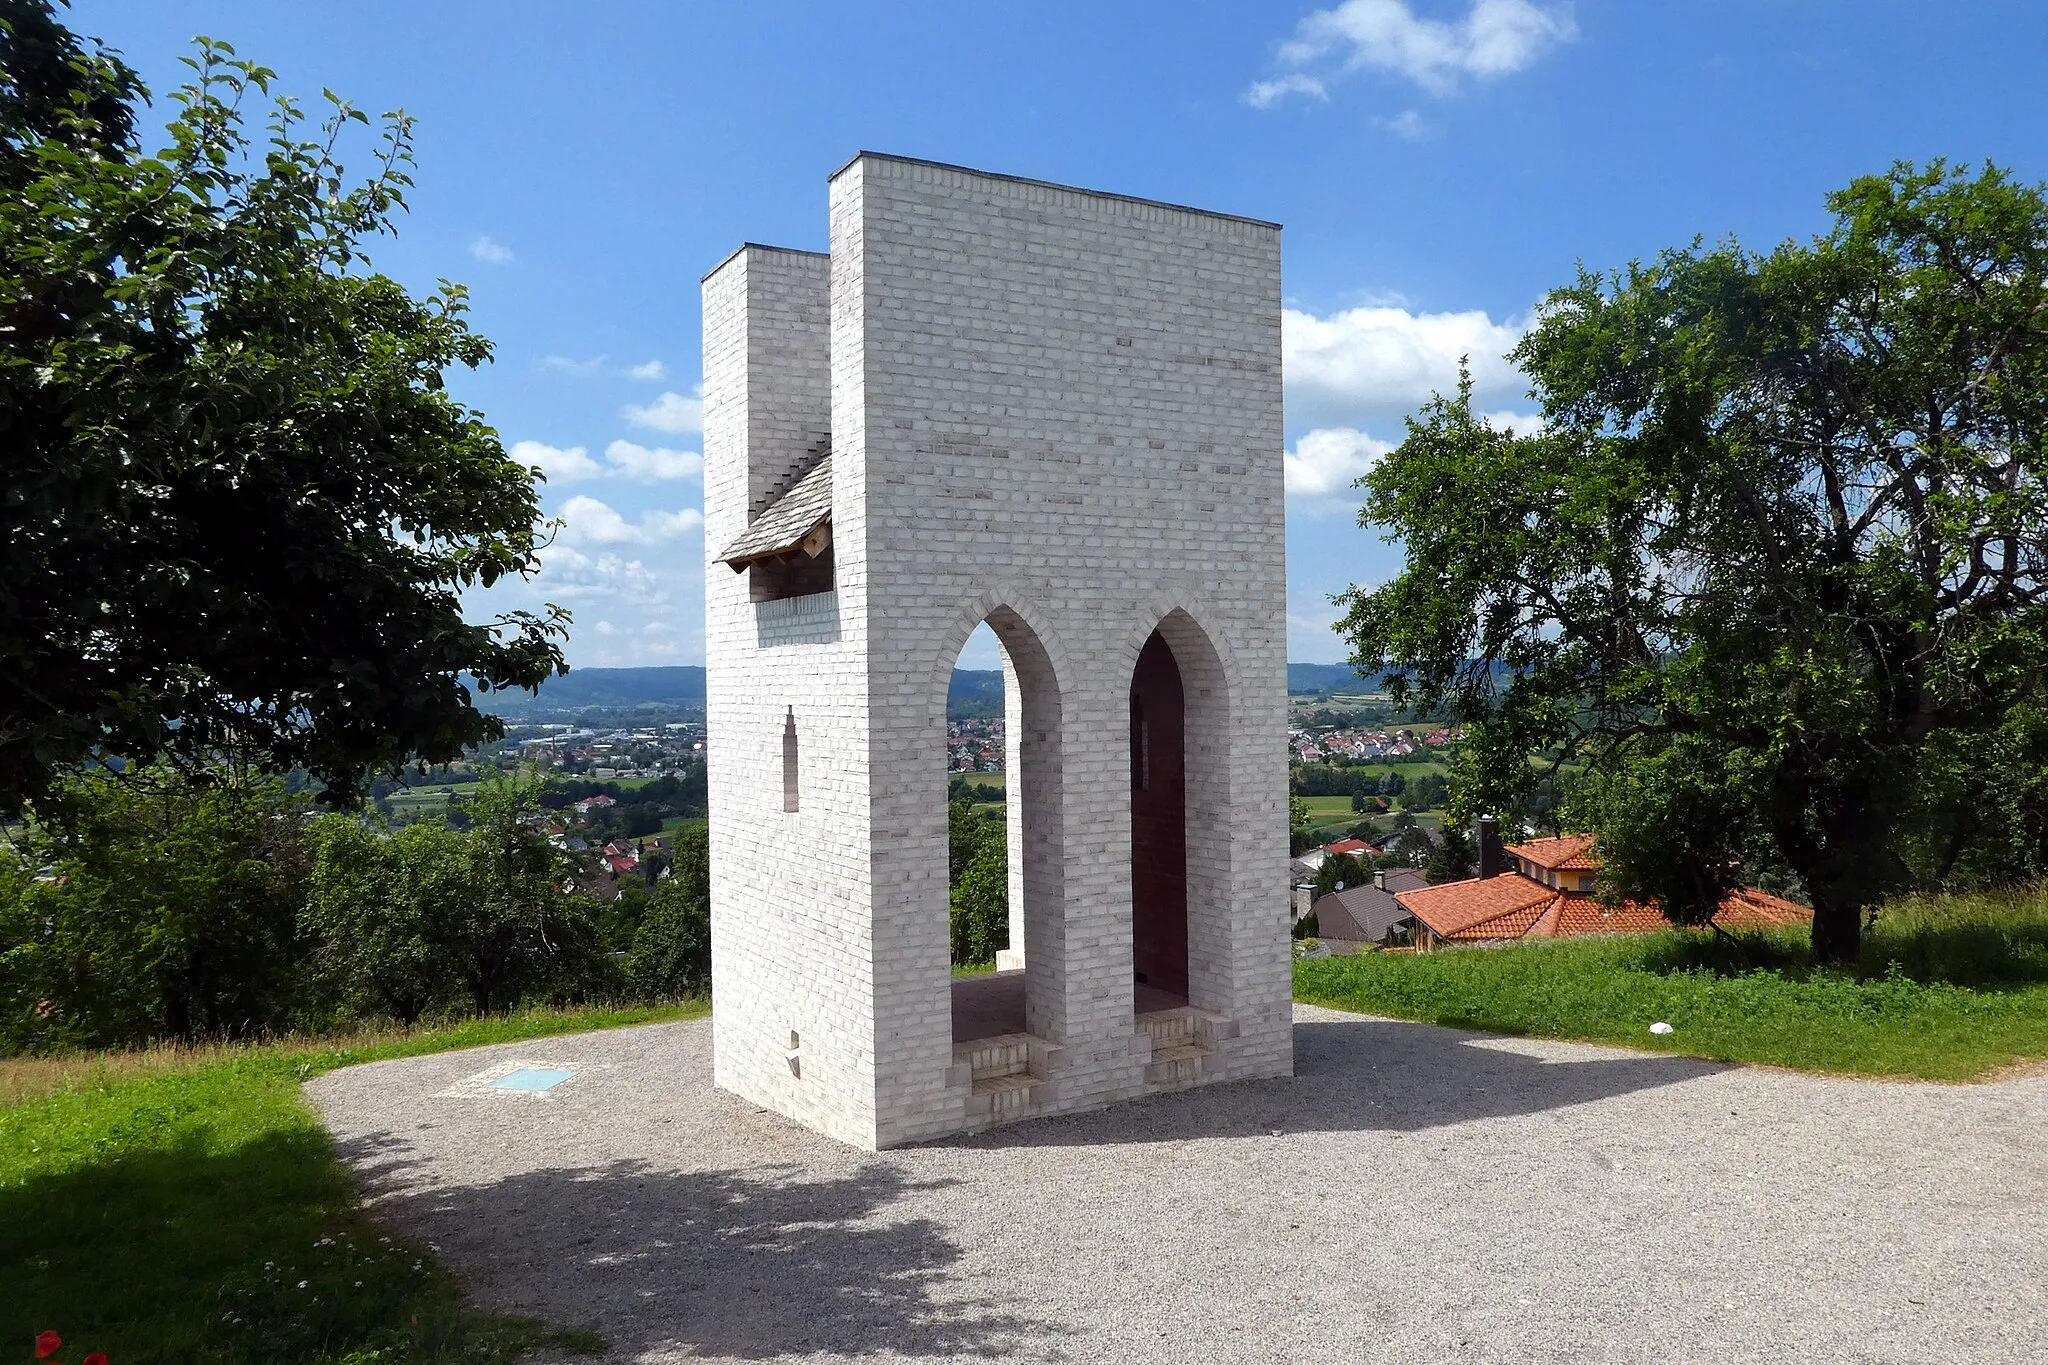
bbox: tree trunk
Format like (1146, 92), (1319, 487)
(1809, 894), (1862, 965)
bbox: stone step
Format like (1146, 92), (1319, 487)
(1144, 1041), (1212, 1089)
(970, 1069), (1043, 1119)
(954, 1034), (1032, 1082)
(1136, 1008), (1198, 1047)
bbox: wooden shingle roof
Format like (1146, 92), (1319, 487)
(717, 454), (834, 569)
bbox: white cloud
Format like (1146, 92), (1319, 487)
(604, 439), (703, 482)
(1245, 73), (1328, 108)
(542, 354), (608, 378)
(622, 386), (704, 435)
(1253, 0), (1575, 104)
(556, 494), (703, 546)
(643, 508), (706, 539)
(1288, 604), (1353, 662)
(1281, 300), (1543, 513)
(629, 360), (667, 381)
(1283, 302), (1529, 430)
(1375, 108), (1432, 140)
(593, 620), (616, 636)
(512, 439), (601, 483)
(1284, 427), (1392, 514)
(469, 235), (515, 265)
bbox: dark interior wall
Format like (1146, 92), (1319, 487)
(1129, 629), (1189, 1000)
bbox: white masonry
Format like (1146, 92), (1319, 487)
(703, 153), (1292, 1149)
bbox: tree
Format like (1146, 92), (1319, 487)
(949, 793), (994, 883)
(303, 814), (464, 1026)
(626, 824), (710, 997)
(0, 5), (567, 818)
(442, 775), (596, 1014)
(1, 765), (305, 1049)
(1426, 821), (1475, 884)
(950, 821), (1008, 966)
(1339, 161), (2048, 962)
(1311, 852), (1366, 901)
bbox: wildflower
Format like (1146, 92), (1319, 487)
(86, 1355), (109, 1365)
(35, 1331), (62, 1359)
(297, 1280), (309, 1290)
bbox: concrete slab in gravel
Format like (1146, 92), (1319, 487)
(305, 1006), (2048, 1364)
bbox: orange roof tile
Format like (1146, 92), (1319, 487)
(1713, 888), (1814, 930)
(1505, 834), (1601, 870)
(1398, 872), (1813, 943)
(1395, 874), (1553, 938)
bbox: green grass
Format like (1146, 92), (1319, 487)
(2, 1001), (707, 1363)
(1295, 886), (2048, 1081)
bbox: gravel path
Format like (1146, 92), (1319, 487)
(306, 1006), (2048, 1364)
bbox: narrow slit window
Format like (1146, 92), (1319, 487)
(782, 707), (800, 812)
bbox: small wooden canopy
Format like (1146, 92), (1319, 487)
(717, 454), (834, 571)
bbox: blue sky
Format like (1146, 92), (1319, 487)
(93, 0), (2048, 669)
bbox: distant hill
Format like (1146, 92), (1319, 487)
(948, 669), (1005, 719)
(1287, 662), (1377, 695)
(479, 661), (1392, 717)
(477, 666), (706, 716)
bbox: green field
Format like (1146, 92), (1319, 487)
(1295, 886), (2048, 1081)
(2, 1003), (706, 1362)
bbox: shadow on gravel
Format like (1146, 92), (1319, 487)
(336, 1141), (1061, 1359)
(957, 1016), (1723, 1150)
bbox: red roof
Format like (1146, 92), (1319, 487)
(1397, 870), (1813, 943)
(1506, 835), (1601, 871)
(1323, 838), (1381, 858)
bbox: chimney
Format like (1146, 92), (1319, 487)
(1477, 815), (1504, 880)
(1374, 868), (1387, 891)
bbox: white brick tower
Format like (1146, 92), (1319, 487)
(704, 154), (1291, 1149)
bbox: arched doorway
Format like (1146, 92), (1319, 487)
(946, 608), (1065, 1045)
(1129, 628), (1189, 1005)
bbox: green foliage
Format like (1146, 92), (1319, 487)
(1426, 821), (1475, 883)
(948, 793), (995, 884)
(1294, 885), (2048, 1081)
(441, 775), (608, 1014)
(950, 821), (1008, 967)
(1292, 911), (1320, 941)
(1340, 160), (2048, 962)
(302, 816), (466, 1026)
(1401, 772), (1450, 810)
(1, 766), (305, 1052)
(625, 825), (710, 997)
(1, 1002), (700, 1362)
(303, 773), (607, 1020)
(1311, 852), (1367, 901)
(0, 6), (567, 817)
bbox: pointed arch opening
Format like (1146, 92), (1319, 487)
(944, 607), (1066, 1046)
(1129, 628), (1190, 1005)
(1127, 607), (1236, 1019)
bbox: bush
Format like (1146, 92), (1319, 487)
(1, 768), (306, 1052)
(626, 825), (710, 996)
(950, 822), (1008, 966)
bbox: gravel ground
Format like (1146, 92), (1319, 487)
(306, 1006), (2048, 1364)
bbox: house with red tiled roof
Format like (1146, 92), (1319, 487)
(1394, 819), (1810, 951)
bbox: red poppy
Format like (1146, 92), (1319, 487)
(85, 1355), (108, 1365)
(34, 1331), (61, 1359)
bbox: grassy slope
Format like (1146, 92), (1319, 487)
(1296, 887), (2048, 1081)
(2, 1003), (706, 1364)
